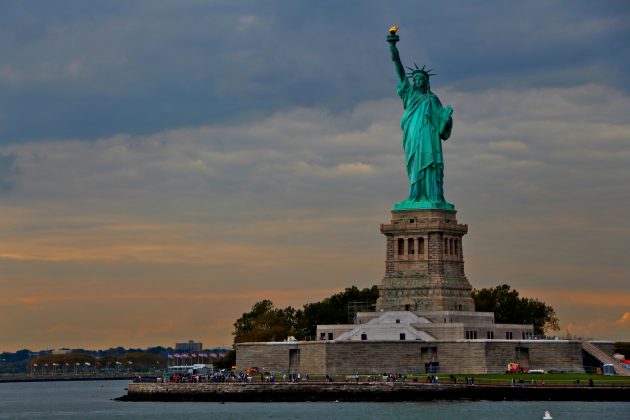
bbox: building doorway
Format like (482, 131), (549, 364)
(515, 347), (530, 369)
(288, 349), (300, 374)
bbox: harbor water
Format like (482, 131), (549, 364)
(0, 380), (628, 419)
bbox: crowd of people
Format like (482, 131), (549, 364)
(165, 371), (313, 383)
(167, 371), (237, 383)
(159, 371), (599, 387)
(164, 371), (452, 384)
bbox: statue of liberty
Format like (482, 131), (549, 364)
(387, 27), (454, 211)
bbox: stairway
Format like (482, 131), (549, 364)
(581, 340), (630, 376)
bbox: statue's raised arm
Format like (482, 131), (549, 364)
(387, 26), (406, 83)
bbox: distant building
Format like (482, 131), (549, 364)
(175, 340), (203, 352)
(52, 348), (72, 355)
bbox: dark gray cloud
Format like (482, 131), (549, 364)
(1, 1), (628, 143)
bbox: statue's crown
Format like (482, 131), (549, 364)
(406, 63), (436, 78)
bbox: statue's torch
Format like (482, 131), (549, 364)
(387, 25), (400, 45)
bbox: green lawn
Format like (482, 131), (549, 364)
(448, 373), (630, 385)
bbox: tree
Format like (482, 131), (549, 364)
(472, 284), (559, 336)
(0, 349), (33, 374)
(31, 353), (96, 373)
(233, 300), (301, 343)
(118, 352), (165, 370)
(296, 285), (380, 340)
(232, 286), (380, 343)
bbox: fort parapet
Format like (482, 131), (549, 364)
(237, 339), (590, 375)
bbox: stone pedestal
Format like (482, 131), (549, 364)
(376, 209), (475, 312)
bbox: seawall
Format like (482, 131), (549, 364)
(120, 382), (630, 402)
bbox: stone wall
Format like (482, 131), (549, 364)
(420, 311), (494, 324)
(324, 341), (427, 374)
(484, 341), (584, 373)
(377, 209), (474, 312)
(237, 340), (587, 375)
(528, 341), (584, 372)
(125, 381), (630, 402)
(236, 342), (327, 374)
(236, 343), (291, 372)
(417, 323), (465, 340)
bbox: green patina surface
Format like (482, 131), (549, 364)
(393, 199), (455, 211)
(387, 28), (455, 211)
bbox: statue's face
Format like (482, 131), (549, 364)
(413, 73), (428, 90)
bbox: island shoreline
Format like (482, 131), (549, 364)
(118, 382), (630, 402)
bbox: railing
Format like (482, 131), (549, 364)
(581, 340), (630, 376)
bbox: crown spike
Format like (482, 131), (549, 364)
(406, 63), (438, 79)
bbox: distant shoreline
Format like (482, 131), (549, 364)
(120, 382), (630, 402)
(0, 375), (136, 384)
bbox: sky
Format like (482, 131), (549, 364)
(1, 0), (629, 352)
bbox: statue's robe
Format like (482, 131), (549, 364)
(397, 78), (452, 203)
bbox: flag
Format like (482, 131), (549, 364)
(44, 363), (49, 367)
(84, 362), (91, 366)
(76, 362), (80, 366)
(127, 361), (133, 364)
(191, 353), (197, 358)
(115, 361), (122, 365)
(167, 354), (173, 359)
(52, 363), (59, 366)
(33, 363), (38, 367)
(174, 353), (181, 358)
(65, 363), (69, 366)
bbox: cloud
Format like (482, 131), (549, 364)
(0, 286), (341, 350)
(333, 162), (375, 175)
(237, 15), (258, 31)
(1, 1), (628, 143)
(0, 66), (24, 84)
(1, 82), (629, 286)
(0, 153), (17, 190)
(0, 288), (341, 306)
(617, 312), (630, 327)
(564, 320), (608, 339)
(562, 312), (630, 341)
(1, 0), (629, 350)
